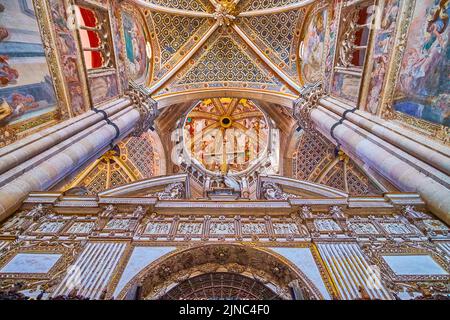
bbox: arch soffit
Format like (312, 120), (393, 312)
(115, 243), (325, 300)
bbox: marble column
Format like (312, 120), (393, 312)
(0, 105), (140, 222)
(319, 97), (450, 176)
(0, 82), (158, 222)
(310, 105), (450, 224)
(0, 98), (131, 176)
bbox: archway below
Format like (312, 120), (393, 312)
(117, 244), (324, 300)
(159, 272), (281, 300)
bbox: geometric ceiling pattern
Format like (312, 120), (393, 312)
(152, 13), (207, 66)
(148, 0), (213, 11)
(138, 0), (316, 96)
(148, 12), (211, 80)
(238, 0), (302, 11)
(173, 33), (286, 90)
(238, 9), (304, 80)
(292, 132), (385, 196)
(63, 131), (162, 194)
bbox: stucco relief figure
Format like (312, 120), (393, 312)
(241, 223), (267, 234)
(157, 183), (185, 200)
(105, 219), (131, 230)
(35, 221), (65, 233)
(177, 223), (202, 235)
(261, 182), (301, 201)
(67, 222), (95, 234)
(314, 219), (341, 232)
(0, 214), (28, 234)
(348, 222), (379, 235)
(395, 0), (450, 126)
(422, 219), (449, 232)
(209, 222), (235, 234)
(381, 222), (411, 234)
(100, 205), (115, 218)
(145, 222), (171, 235)
(272, 223), (299, 235)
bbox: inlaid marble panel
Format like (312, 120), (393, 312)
(0, 253), (62, 274)
(270, 247), (331, 300)
(113, 246), (176, 298)
(382, 255), (448, 276)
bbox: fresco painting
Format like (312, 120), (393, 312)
(324, 0), (341, 92)
(49, 0), (88, 116)
(366, 0), (400, 115)
(0, 0), (57, 127)
(122, 10), (148, 81)
(331, 72), (360, 103)
(89, 73), (119, 105)
(394, 0), (449, 127)
(112, 2), (129, 91)
(301, 8), (328, 84)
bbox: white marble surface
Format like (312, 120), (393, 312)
(113, 246), (176, 297)
(382, 255), (448, 275)
(0, 253), (62, 274)
(270, 247), (331, 299)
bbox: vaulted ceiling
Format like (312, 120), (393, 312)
(130, 0), (324, 98)
(60, 0), (398, 197)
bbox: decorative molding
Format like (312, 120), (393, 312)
(293, 82), (325, 132)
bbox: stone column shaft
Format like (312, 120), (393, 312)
(0, 98), (132, 176)
(319, 98), (450, 176)
(310, 106), (450, 224)
(0, 106), (140, 222)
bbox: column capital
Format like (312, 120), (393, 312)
(293, 82), (325, 132)
(126, 81), (159, 136)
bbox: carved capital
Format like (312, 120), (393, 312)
(293, 82), (325, 132)
(126, 81), (158, 137)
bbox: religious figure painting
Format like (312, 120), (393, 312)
(324, 0), (340, 91)
(394, 0), (450, 127)
(366, 0), (400, 114)
(0, 0), (58, 127)
(49, 0), (87, 116)
(300, 7), (328, 84)
(89, 73), (119, 105)
(122, 10), (148, 81)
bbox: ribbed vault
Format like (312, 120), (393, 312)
(128, 0), (327, 97)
